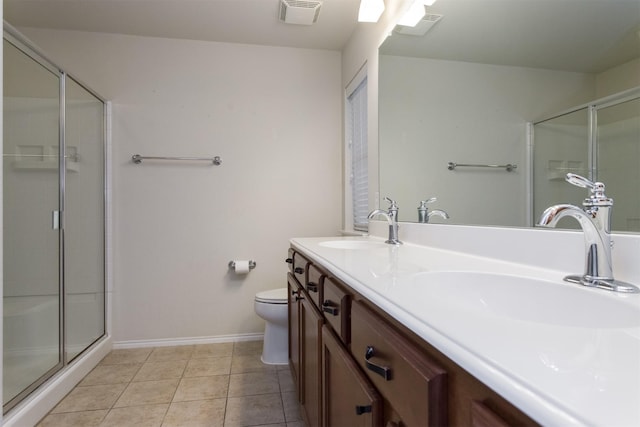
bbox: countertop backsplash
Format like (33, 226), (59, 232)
(368, 220), (640, 285)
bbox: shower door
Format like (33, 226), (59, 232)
(3, 29), (107, 413)
(3, 39), (63, 408)
(64, 77), (106, 361)
(532, 107), (589, 229)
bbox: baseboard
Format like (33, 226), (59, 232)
(113, 332), (264, 349)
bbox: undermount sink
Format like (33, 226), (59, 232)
(318, 240), (389, 250)
(412, 271), (640, 328)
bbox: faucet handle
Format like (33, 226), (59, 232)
(384, 196), (398, 209)
(566, 173), (597, 189)
(565, 173), (612, 206)
(418, 197), (437, 209)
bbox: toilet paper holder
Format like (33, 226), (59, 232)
(228, 260), (257, 271)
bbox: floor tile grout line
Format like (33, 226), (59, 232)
(40, 343), (294, 426)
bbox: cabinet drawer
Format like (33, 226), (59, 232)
(322, 278), (350, 344)
(286, 248), (295, 273)
(306, 264), (324, 308)
(351, 301), (448, 427)
(293, 252), (310, 285)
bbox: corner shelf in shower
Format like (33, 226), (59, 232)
(6, 145), (80, 172)
(11, 160), (80, 172)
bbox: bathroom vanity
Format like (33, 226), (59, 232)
(286, 236), (640, 427)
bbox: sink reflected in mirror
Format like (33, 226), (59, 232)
(412, 271), (639, 328)
(318, 240), (388, 250)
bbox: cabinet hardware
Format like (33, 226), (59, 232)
(307, 282), (318, 293)
(285, 258), (293, 264)
(365, 346), (392, 380)
(322, 300), (339, 315)
(294, 267), (304, 274)
(291, 290), (299, 296)
(295, 295), (304, 301)
(355, 405), (372, 415)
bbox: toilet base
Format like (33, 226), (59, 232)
(261, 322), (289, 365)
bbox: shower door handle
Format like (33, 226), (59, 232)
(52, 210), (60, 230)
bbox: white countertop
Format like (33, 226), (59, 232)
(290, 236), (640, 427)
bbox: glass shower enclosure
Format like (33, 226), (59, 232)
(3, 27), (107, 412)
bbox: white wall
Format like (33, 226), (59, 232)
(18, 28), (343, 344)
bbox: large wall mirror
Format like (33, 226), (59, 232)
(379, 0), (640, 232)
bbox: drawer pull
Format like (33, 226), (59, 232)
(291, 289), (299, 296)
(365, 346), (392, 380)
(307, 282), (318, 293)
(295, 295), (304, 301)
(285, 257), (293, 264)
(294, 267), (304, 274)
(322, 300), (339, 315)
(355, 405), (372, 415)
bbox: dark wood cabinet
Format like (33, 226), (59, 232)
(351, 301), (448, 427)
(287, 273), (301, 398)
(322, 277), (350, 345)
(322, 325), (382, 427)
(300, 295), (324, 427)
(470, 401), (511, 427)
(286, 247), (538, 427)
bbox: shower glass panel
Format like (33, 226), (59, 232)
(532, 107), (589, 228)
(597, 98), (640, 232)
(3, 39), (62, 406)
(64, 77), (105, 361)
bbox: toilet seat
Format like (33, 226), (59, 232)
(255, 288), (288, 304)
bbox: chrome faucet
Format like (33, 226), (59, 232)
(538, 173), (639, 293)
(417, 197), (450, 223)
(368, 197), (402, 245)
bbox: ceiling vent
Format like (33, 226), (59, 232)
(279, 0), (323, 25)
(395, 13), (443, 36)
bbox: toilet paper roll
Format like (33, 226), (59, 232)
(233, 260), (251, 274)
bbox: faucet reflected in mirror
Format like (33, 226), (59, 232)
(538, 173), (639, 293)
(417, 197), (449, 223)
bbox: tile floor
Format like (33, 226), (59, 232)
(37, 341), (305, 427)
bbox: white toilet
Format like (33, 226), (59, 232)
(254, 288), (289, 365)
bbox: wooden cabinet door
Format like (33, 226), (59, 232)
(288, 273), (302, 400)
(322, 325), (382, 427)
(301, 295), (324, 427)
(351, 301), (448, 427)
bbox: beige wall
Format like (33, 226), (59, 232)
(596, 58), (640, 98)
(18, 28), (343, 344)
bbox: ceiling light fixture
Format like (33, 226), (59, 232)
(398, 0), (436, 27)
(358, 0), (385, 23)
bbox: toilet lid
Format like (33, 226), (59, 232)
(255, 288), (288, 304)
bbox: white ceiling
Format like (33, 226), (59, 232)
(3, 0), (361, 51)
(4, 0), (640, 73)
